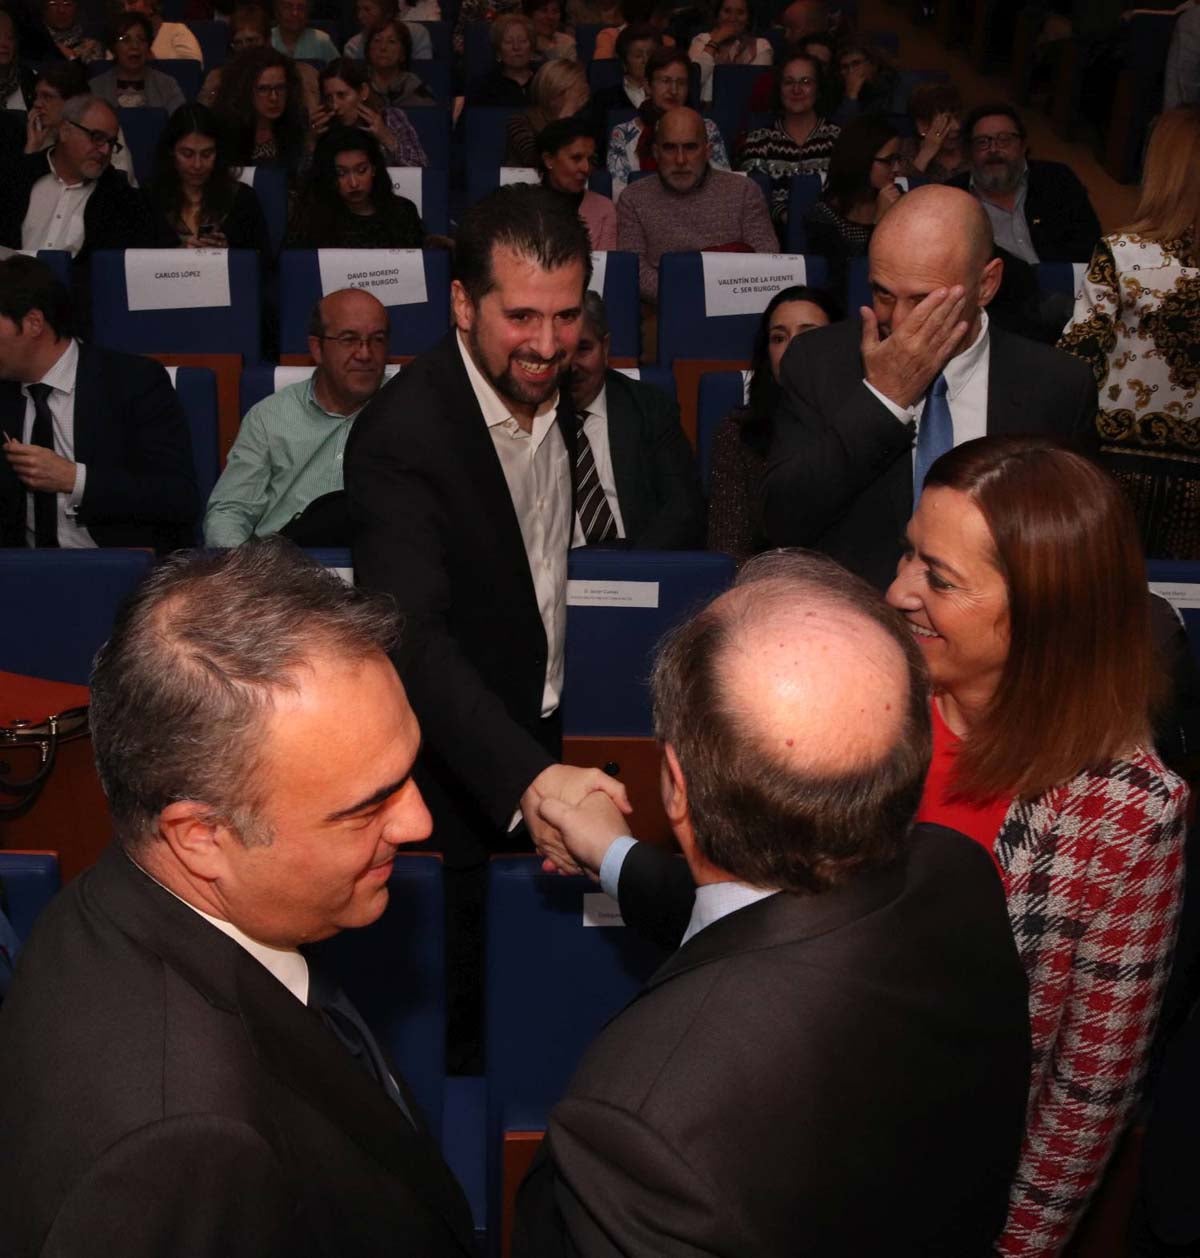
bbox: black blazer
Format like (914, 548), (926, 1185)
(600, 368), (705, 549)
(0, 845), (476, 1258)
(514, 825), (1032, 1257)
(761, 318), (1100, 590)
(344, 332), (577, 868)
(0, 343), (200, 552)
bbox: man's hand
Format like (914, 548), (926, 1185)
(520, 763), (631, 876)
(861, 286), (968, 410)
(3, 440), (77, 494)
(538, 791), (628, 880)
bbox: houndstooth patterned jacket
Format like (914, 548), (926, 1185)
(993, 749), (1188, 1257)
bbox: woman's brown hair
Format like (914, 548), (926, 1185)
(1125, 106), (1200, 247)
(926, 436), (1164, 800)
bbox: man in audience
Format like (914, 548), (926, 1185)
(121, 0), (204, 61)
(569, 291), (704, 548)
(748, 0), (830, 108)
(344, 186), (629, 1070)
(205, 289), (389, 548)
(616, 107), (778, 302)
(762, 184), (1098, 589)
(0, 540), (477, 1257)
(272, 0), (338, 64)
(950, 102), (1101, 263)
(0, 254), (198, 552)
(514, 549), (1031, 1257)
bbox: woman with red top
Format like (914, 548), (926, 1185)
(886, 434), (1188, 1258)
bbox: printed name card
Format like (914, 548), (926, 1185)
(1149, 582), (1200, 611)
(125, 248), (231, 312)
(582, 893), (625, 927)
(701, 252), (809, 319)
(566, 580), (659, 609)
(387, 166), (423, 216)
(589, 250), (608, 295)
(498, 166), (541, 187)
(317, 249), (427, 306)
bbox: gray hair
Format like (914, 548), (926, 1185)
(60, 93), (114, 128)
(89, 537), (400, 851)
(580, 290), (609, 341)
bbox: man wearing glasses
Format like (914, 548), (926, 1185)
(205, 289), (391, 547)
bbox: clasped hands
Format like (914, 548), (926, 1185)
(519, 763), (632, 879)
(861, 285), (968, 411)
(2, 436), (77, 494)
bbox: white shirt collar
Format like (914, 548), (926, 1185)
(680, 880), (778, 946)
(456, 329), (560, 447)
(943, 309), (989, 402)
(579, 379), (608, 422)
(22, 337), (78, 398)
(46, 147), (86, 190)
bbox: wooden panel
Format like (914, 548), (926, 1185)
(562, 735), (675, 847)
(501, 1131), (545, 1258)
(145, 351), (242, 467)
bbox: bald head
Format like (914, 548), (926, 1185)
(654, 107), (710, 193)
(318, 286), (387, 330)
(780, 0), (827, 41)
(872, 184), (993, 274)
(308, 286), (389, 411)
(655, 106), (705, 145)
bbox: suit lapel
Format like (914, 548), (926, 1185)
(602, 371), (640, 540)
(71, 342), (99, 467)
(983, 329), (1024, 435)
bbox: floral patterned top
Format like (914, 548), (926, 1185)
(1058, 231), (1200, 558)
(606, 115), (729, 182)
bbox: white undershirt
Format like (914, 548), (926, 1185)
(575, 381), (626, 542)
(21, 150), (96, 256)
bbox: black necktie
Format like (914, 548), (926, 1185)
(574, 410), (618, 544)
(27, 382), (58, 548)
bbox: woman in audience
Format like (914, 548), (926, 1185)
(214, 46), (310, 176)
(24, 61), (139, 184)
(537, 115), (616, 247)
(363, 19), (433, 107)
(887, 434), (1187, 1258)
(454, 0), (519, 56)
(40, 0), (103, 62)
(467, 12), (539, 106)
(120, 0), (203, 62)
(200, 3), (320, 113)
(903, 80), (967, 183)
(524, 0), (576, 60)
(592, 0), (673, 59)
(91, 13), (186, 113)
(607, 45), (729, 179)
(687, 0), (771, 104)
(345, 0), (433, 61)
(286, 125), (424, 247)
(0, 11), (36, 110)
(832, 38), (897, 123)
(1059, 105), (1200, 560)
(737, 53), (840, 230)
(315, 57), (428, 164)
(147, 103), (271, 251)
(504, 57), (589, 165)
(707, 285), (838, 561)
(591, 22), (657, 114)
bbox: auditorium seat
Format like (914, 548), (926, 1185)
(409, 59), (453, 103)
(464, 22), (497, 87)
(1036, 261), (1088, 306)
(387, 166), (451, 235)
(574, 21), (602, 62)
(1148, 561), (1200, 670)
(784, 173), (824, 252)
(710, 63), (773, 150)
(466, 164), (539, 206)
(188, 18), (230, 69)
(591, 250), (639, 364)
(463, 107), (522, 198)
(239, 166), (289, 256)
(163, 365), (220, 527)
(406, 106), (452, 172)
(696, 369), (749, 492)
(415, 20), (451, 59)
(614, 365), (677, 403)
(0, 852), (61, 946)
(116, 107), (168, 186)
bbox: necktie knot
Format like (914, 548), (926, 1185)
(27, 382), (52, 405)
(930, 373), (949, 399)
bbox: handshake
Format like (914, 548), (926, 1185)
(518, 763), (634, 877)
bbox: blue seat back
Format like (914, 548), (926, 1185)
(784, 172), (823, 252)
(588, 57), (622, 93)
(154, 58), (203, 100)
(35, 250), (71, 289)
(696, 369), (747, 491)
(166, 366), (220, 516)
(593, 250), (639, 361)
(463, 107), (522, 199)
(709, 63), (772, 148)
(407, 106), (452, 170)
(0, 550), (154, 684)
(409, 60), (452, 102)
(189, 18), (230, 68)
(465, 164), (539, 207)
(415, 20), (451, 58)
(574, 21), (602, 61)
(1036, 261), (1087, 304)
(0, 853), (62, 946)
(116, 106), (167, 185)
(614, 364), (677, 403)
(387, 166), (450, 235)
(587, 168), (612, 199)
(846, 254), (871, 313)
(562, 548), (736, 735)
(464, 22), (495, 86)
(242, 166), (289, 256)
(1148, 561), (1200, 668)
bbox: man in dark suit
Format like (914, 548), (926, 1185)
(0, 253), (198, 552)
(0, 539), (477, 1257)
(569, 290), (705, 548)
(762, 183), (1098, 590)
(514, 549), (1031, 1257)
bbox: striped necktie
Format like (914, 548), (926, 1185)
(574, 410), (618, 544)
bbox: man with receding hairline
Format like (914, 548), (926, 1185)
(762, 183), (1098, 590)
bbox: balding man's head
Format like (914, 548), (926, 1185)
(307, 286), (389, 411)
(652, 551), (931, 894)
(653, 106), (710, 193)
(780, 0), (827, 43)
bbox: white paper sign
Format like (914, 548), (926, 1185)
(567, 579), (659, 608)
(616, 367), (639, 381)
(387, 166), (423, 215)
(317, 249), (427, 306)
(1149, 582), (1200, 611)
(238, 166), (256, 187)
(125, 249), (231, 312)
(582, 892), (625, 927)
(701, 252), (809, 319)
(589, 250), (608, 295)
(499, 166), (540, 187)
(332, 566), (355, 586)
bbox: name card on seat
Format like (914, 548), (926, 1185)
(700, 252), (809, 318)
(125, 249), (231, 311)
(1149, 582), (1200, 611)
(589, 250), (607, 295)
(387, 167), (423, 215)
(316, 249), (427, 306)
(567, 579), (659, 608)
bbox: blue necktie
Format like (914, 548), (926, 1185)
(913, 373), (952, 502)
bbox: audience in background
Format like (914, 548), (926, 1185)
(904, 80), (966, 182)
(398, 0), (441, 17)
(590, 21), (656, 112)
(316, 58), (428, 164)
(775, 0), (830, 50)
(524, 0), (576, 61)
(467, 12), (539, 105)
(832, 38), (896, 122)
(504, 58), (589, 165)
(1164, 3), (1200, 108)
(688, 0), (772, 104)
(200, 4), (320, 114)
(91, 13), (186, 115)
(345, 0), (434, 62)
(568, 0), (620, 25)
(23, 62), (139, 187)
(537, 116), (616, 248)
(1059, 105), (1200, 560)
(271, 0), (337, 63)
(364, 19), (436, 105)
(455, 0), (519, 56)
(592, 0), (674, 60)
(121, 0), (204, 62)
(0, 11), (36, 112)
(39, 0), (102, 63)
(707, 284), (838, 561)
(214, 46), (310, 175)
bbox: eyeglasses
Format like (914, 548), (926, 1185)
(318, 331), (389, 350)
(64, 118), (123, 152)
(652, 75), (688, 89)
(254, 81), (287, 95)
(872, 152), (904, 168)
(781, 75), (816, 88)
(971, 131), (1022, 151)
(116, 33), (148, 44)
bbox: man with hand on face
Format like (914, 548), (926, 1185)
(616, 106), (778, 302)
(345, 184), (630, 1070)
(762, 183), (1098, 591)
(206, 289), (390, 548)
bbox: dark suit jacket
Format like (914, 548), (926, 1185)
(0, 845), (476, 1258)
(0, 343), (200, 552)
(514, 825), (1031, 1257)
(761, 318), (1100, 590)
(948, 159), (1102, 264)
(600, 368), (705, 549)
(345, 332), (576, 868)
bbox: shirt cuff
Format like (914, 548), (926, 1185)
(66, 462), (85, 514)
(598, 835), (638, 900)
(863, 379), (919, 425)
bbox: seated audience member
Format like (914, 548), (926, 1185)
(525, 0), (576, 61)
(23, 62), (139, 186)
(903, 80), (967, 183)
(608, 46), (729, 180)
(286, 127), (424, 247)
(538, 116), (616, 248)
(0, 94), (164, 257)
(91, 13), (186, 114)
(618, 106), (776, 301)
(121, 0), (204, 62)
(454, 0), (519, 55)
(592, 0), (674, 60)
(0, 540), (477, 1257)
(345, 0), (433, 61)
(315, 58), (427, 165)
(590, 23), (657, 114)
(763, 185), (1098, 590)
(271, 0), (337, 63)
(0, 11), (37, 111)
(949, 103), (1101, 263)
(708, 284), (838, 561)
(147, 104), (271, 251)
(688, 0), (772, 104)
(886, 435), (1186, 1257)
(39, 0), (103, 62)
(467, 12), (539, 105)
(1164, 3), (1200, 109)
(206, 289), (389, 547)
(200, 3), (321, 114)
(0, 255), (199, 552)
(775, 0), (830, 51)
(832, 38), (897, 123)
(505, 58), (589, 166)
(568, 0), (620, 24)
(214, 46), (310, 175)
(737, 52), (840, 229)
(398, 0), (440, 18)
(513, 548), (1031, 1258)
(363, 19), (435, 106)
(1059, 105), (1200, 560)
(569, 291), (704, 546)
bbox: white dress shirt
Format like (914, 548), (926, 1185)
(574, 381), (626, 543)
(20, 338), (94, 548)
(457, 331), (571, 718)
(21, 150), (96, 256)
